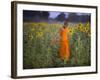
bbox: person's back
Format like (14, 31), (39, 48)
(60, 28), (68, 41)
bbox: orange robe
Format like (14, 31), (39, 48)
(59, 28), (70, 61)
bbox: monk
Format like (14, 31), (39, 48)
(50, 21), (70, 64)
(59, 21), (70, 63)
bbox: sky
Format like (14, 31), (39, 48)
(49, 12), (69, 18)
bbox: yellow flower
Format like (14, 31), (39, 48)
(36, 31), (43, 38)
(78, 23), (83, 27)
(85, 22), (90, 27)
(76, 23), (90, 33)
(84, 27), (89, 33)
(76, 23), (83, 31)
(68, 28), (74, 36)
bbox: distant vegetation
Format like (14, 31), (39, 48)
(23, 10), (90, 23)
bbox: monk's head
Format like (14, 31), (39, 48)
(63, 21), (68, 28)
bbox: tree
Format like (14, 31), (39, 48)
(23, 10), (50, 22)
(41, 11), (50, 20)
(68, 13), (90, 23)
(55, 13), (66, 22)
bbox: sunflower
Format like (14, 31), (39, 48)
(78, 23), (83, 27)
(68, 28), (74, 36)
(80, 27), (86, 33)
(36, 31), (43, 38)
(76, 23), (84, 32)
(84, 27), (89, 33)
(85, 22), (90, 28)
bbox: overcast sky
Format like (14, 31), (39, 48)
(49, 12), (69, 18)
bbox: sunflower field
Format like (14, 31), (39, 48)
(23, 22), (91, 69)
